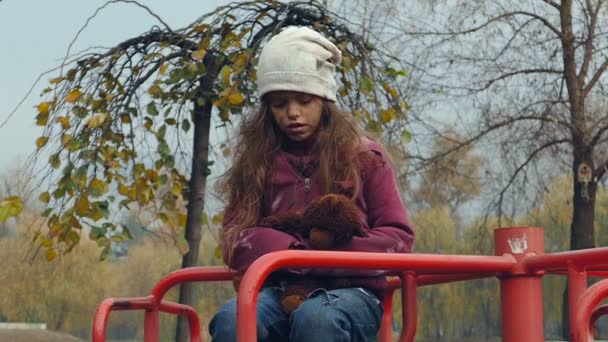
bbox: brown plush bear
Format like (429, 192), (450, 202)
(233, 194), (367, 314)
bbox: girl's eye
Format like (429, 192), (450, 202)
(297, 95), (312, 104)
(270, 100), (287, 108)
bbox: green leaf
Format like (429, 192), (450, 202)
(360, 76), (375, 94)
(89, 226), (102, 240)
(147, 102), (159, 116)
(158, 141), (170, 156)
(401, 130), (413, 144)
(157, 124), (167, 139)
(49, 153), (61, 169)
(41, 208), (53, 217)
(121, 225), (133, 240)
(99, 246), (110, 261)
(182, 119), (191, 132)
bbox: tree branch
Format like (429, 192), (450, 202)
(582, 58), (608, 98)
(589, 123), (608, 147)
(578, 0), (599, 89)
(595, 158), (608, 181)
(493, 138), (570, 221)
(542, 0), (561, 10)
(478, 68), (562, 91)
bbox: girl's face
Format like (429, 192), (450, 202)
(267, 91), (324, 142)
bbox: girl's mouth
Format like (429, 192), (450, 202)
(287, 123), (306, 134)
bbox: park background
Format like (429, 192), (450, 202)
(1, 0), (608, 341)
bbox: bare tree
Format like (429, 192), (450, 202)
(378, 0), (608, 337)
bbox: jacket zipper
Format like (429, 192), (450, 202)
(304, 178), (311, 201)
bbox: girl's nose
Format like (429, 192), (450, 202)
(286, 101), (301, 118)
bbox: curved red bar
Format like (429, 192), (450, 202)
(572, 279), (608, 342)
(236, 250), (516, 342)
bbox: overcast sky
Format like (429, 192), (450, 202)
(0, 0), (230, 172)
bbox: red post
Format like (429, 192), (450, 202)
(378, 281), (396, 342)
(144, 309), (160, 342)
(494, 227), (545, 342)
(400, 272), (418, 342)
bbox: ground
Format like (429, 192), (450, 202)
(0, 329), (82, 341)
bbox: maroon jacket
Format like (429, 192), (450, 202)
(222, 138), (414, 291)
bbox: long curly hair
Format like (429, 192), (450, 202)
(217, 98), (367, 263)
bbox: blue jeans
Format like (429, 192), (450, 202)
(209, 287), (383, 342)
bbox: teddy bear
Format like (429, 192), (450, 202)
(232, 193), (367, 314)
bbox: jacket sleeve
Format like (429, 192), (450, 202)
(310, 142), (415, 276)
(221, 212), (307, 273)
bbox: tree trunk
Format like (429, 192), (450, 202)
(562, 152), (597, 338)
(569, 168), (597, 251)
(175, 57), (219, 342)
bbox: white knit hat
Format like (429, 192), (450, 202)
(257, 26), (342, 102)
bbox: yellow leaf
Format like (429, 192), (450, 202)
(191, 48), (207, 61)
(383, 83), (398, 98)
(36, 112), (49, 126)
(212, 213), (224, 225)
(220, 66), (232, 85)
(39, 192), (51, 204)
(148, 85), (163, 97)
(222, 146), (231, 158)
(49, 76), (65, 85)
(121, 114), (131, 124)
(118, 183), (135, 200)
(227, 91), (244, 105)
(159, 63), (168, 75)
(193, 24), (209, 33)
(46, 248), (57, 261)
(87, 113), (108, 128)
(380, 109), (396, 124)
(38, 101), (52, 115)
(41, 237), (53, 247)
(89, 178), (109, 196)
(55, 116), (71, 129)
(177, 213), (187, 227)
(232, 54), (248, 73)
(61, 134), (73, 147)
(65, 89), (82, 103)
(0, 196), (24, 223)
(170, 184), (182, 197)
(75, 197), (90, 216)
(36, 136), (49, 149)
(214, 244), (222, 261)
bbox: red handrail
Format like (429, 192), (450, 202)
(91, 227), (608, 342)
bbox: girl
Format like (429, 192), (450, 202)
(209, 26), (414, 342)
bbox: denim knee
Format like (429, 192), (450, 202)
(290, 288), (382, 342)
(209, 298), (238, 342)
(208, 287), (289, 342)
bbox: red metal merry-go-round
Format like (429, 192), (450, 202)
(91, 226), (608, 341)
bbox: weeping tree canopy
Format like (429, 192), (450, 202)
(16, 0), (409, 260)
